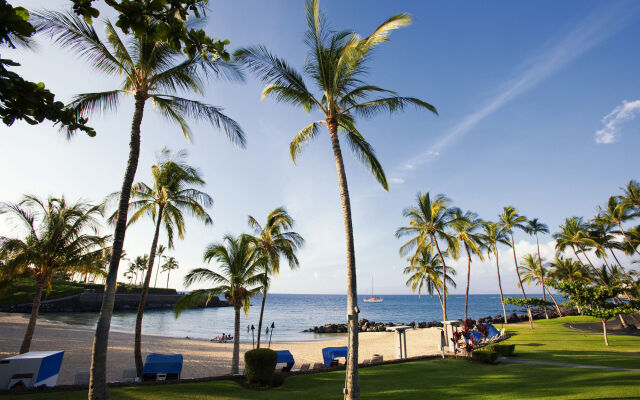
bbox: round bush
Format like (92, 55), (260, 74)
(487, 344), (515, 356)
(244, 348), (277, 385)
(471, 351), (499, 364)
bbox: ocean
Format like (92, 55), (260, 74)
(35, 293), (558, 342)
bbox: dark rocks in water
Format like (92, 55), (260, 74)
(417, 322), (427, 328)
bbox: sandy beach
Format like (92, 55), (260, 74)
(0, 314), (442, 385)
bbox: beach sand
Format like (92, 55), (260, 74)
(0, 314), (442, 385)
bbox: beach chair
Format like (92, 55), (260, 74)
(142, 354), (183, 381)
(312, 363), (324, 370)
(322, 346), (348, 368)
(299, 363), (310, 372)
(484, 324), (501, 340)
(274, 350), (295, 372)
(0, 351), (64, 389)
(361, 359), (371, 365)
(74, 372), (90, 386)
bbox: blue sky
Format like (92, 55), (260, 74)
(2, 0), (639, 295)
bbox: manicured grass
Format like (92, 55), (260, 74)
(5, 316), (639, 399)
(501, 316), (640, 369)
(5, 359), (639, 400)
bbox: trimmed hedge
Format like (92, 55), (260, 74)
(244, 348), (277, 385)
(485, 344), (515, 356)
(471, 351), (499, 364)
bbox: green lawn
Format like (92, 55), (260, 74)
(5, 316), (640, 400)
(501, 316), (640, 369)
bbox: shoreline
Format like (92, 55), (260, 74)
(0, 314), (443, 385)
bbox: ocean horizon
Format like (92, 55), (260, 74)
(32, 293), (561, 342)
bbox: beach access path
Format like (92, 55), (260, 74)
(0, 314), (442, 385)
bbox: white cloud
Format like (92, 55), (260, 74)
(595, 99), (640, 144)
(390, 178), (405, 184)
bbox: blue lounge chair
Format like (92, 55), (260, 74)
(484, 323), (501, 339)
(142, 353), (183, 381)
(322, 346), (348, 368)
(0, 351), (64, 389)
(275, 350), (295, 371)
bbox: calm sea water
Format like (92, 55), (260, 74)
(35, 294), (559, 342)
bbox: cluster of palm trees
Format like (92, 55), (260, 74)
(398, 182), (640, 328)
(123, 250), (179, 289)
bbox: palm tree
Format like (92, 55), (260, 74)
(403, 246), (456, 313)
(549, 256), (590, 314)
(36, 12), (246, 397)
(553, 217), (602, 275)
(129, 255), (149, 287)
(451, 209), (484, 321)
(397, 193), (457, 325)
(153, 244), (167, 288)
(599, 196), (640, 257)
(498, 206), (533, 327)
(620, 180), (640, 215)
(520, 254), (550, 319)
(0, 195), (107, 353)
(162, 257), (180, 289)
(480, 221), (511, 323)
(246, 207), (304, 348)
(175, 234), (263, 374)
(108, 148), (213, 377)
(235, 2), (436, 396)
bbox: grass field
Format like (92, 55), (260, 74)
(4, 316), (639, 400)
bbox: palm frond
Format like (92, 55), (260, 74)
(290, 121), (323, 163)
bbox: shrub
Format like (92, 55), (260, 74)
(244, 348), (277, 385)
(471, 351), (499, 364)
(485, 344), (515, 356)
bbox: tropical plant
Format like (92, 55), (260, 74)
(0, 195), (107, 353)
(235, 1), (436, 396)
(107, 148), (213, 377)
(162, 256), (180, 289)
(403, 246), (456, 312)
(498, 206), (533, 327)
(397, 193), (457, 323)
(520, 254), (550, 319)
(598, 196), (639, 257)
(35, 11), (245, 396)
(246, 207), (304, 348)
(553, 217), (602, 275)
(620, 180), (640, 215)
(451, 209), (484, 321)
(129, 255), (149, 286)
(480, 221), (511, 323)
(153, 244), (167, 288)
(175, 234), (263, 374)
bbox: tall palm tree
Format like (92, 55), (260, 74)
(397, 193), (457, 324)
(36, 12), (246, 397)
(498, 206), (533, 327)
(403, 246), (456, 313)
(153, 244), (166, 288)
(520, 254), (550, 319)
(0, 195), (107, 353)
(175, 234), (263, 374)
(599, 196), (640, 257)
(549, 256), (590, 314)
(162, 257), (180, 289)
(235, 2), (436, 396)
(108, 148), (213, 377)
(480, 221), (511, 323)
(553, 217), (602, 275)
(129, 255), (149, 287)
(246, 207), (304, 348)
(451, 209), (484, 321)
(620, 180), (640, 215)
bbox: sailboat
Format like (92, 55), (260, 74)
(363, 276), (383, 303)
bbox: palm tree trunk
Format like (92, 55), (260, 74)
(89, 93), (146, 400)
(327, 121), (359, 400)
(602, 320), (609, 346)
(494, 248), (508, 324)
(544, 287), (563, 317)
(432, 235), (448, 322)
(464, 243), (472, 321)
(232, 305), (241, 374)
(534, 234), (549, 319)
(19, 277), (45, 354)
(510, 232), (532, 328)
(153, 258), (161, 288)
(256, 288), (268, 348)
(135, 205), (164, 377)
(166, 270), (171, 289)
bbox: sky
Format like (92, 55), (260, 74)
(1, 0), (639, 295)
